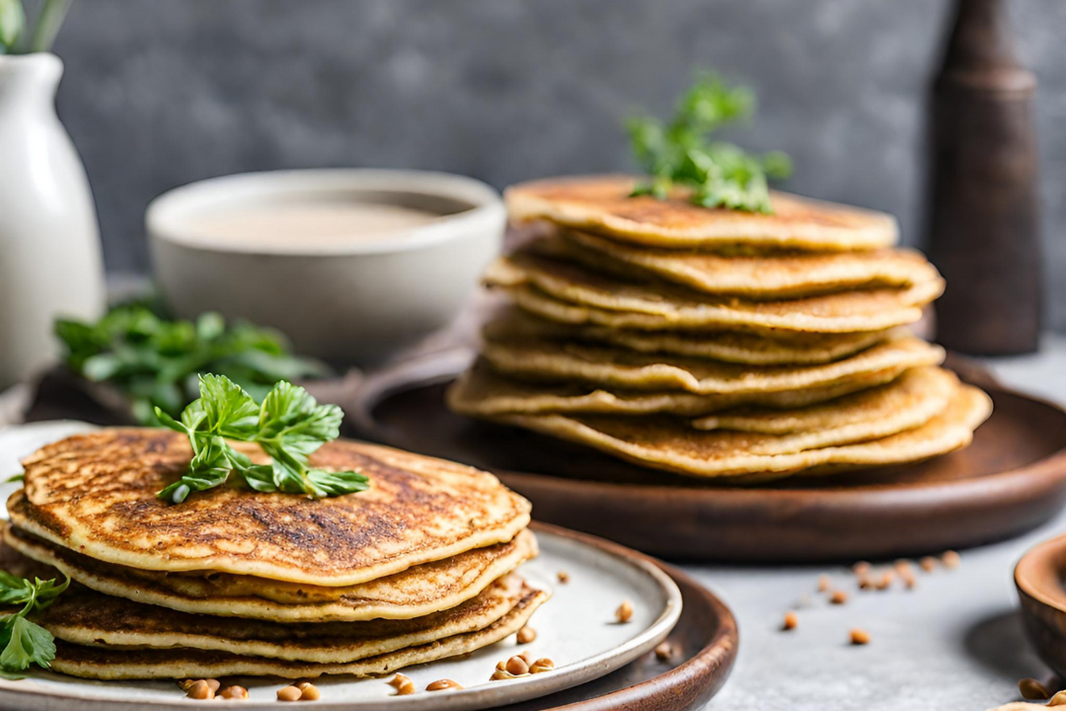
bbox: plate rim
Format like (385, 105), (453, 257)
(0, 523), (685, 711)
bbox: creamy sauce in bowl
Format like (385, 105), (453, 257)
(182, 200), (444, 249)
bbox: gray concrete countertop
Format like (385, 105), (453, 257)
(694, 336), (1066, 711)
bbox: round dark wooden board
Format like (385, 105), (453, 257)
(351, 350), (1066, 563)
(501, 522), (737, 711)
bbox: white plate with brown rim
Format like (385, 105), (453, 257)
(0, 421), (682, 711)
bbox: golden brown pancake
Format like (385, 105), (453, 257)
(447, 359), (911, 417)
(505, 175), (898, 250)
(483, 308), (898, 366)
(14, 431), (531, 586)
(553, 229), (940, 298)
(492, 382), (991, 480)
(485, 251), (944, 334)
(479, 336), (944, 395)
(691, 366), (956, 435)
(31, 573), (527, 664)
(48, 587), (550, 680)
(4, 521), (537, 622)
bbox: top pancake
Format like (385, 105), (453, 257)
(553, 230), (940, 299)
(14, 430), (531, 586)
(506, 175), (899, 251)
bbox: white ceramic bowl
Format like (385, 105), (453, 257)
(147, 169), (505, 366)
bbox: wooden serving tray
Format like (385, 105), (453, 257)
(351, 350), (1066, 563)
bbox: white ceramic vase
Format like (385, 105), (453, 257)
(0, 53), (105, 389)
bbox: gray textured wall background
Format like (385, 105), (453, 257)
(50, 1), (1066, 326)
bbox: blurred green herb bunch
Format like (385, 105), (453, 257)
(55, 302), (332, 425)
(626, 72), (792, 214)
(0, 0), (72, 54)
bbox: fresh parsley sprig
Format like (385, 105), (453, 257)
(0, 571), (69, 674)
(626, 72), (792, 214)
(156, 374), (369, 503)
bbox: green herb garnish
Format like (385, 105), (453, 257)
(0, 571), (69, 674)
(55, 302), (331, 425)
(156, 374), (369, 503)
(0, 0), (72, 55)
(626, 72), (792, 214)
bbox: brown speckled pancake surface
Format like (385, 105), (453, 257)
(48, 587), (549, 680)
(557, 229), (940, 298)
(13, 430), (531, 585)
(30, 572), (527, 664)
(505, 175), (898, 250)
(485, 250), (943, 334)
(5, 521), (537, 622)
(478, 336), (944, 395)
(493, 383), (992, 480)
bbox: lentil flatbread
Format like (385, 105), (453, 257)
(448, 359), (910, 417)
(28, 571), (529, 664)
(479, 336), (944, 395)
(4, 521), (538, 622)
(554, 229), (941, 299)
(492, 382), (991, 480)
(47, 586), (550, 680)
(486, 251), (943, 334)
(692, 366), (956, 434)
(13, 431), (531, 586)
(505, 175), (898, 250)
(483, 308), (898, 366)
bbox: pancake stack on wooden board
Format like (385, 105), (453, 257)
(448, 174), (992, 481)
(1, 429), (546, 679)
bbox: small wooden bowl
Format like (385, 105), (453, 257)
(1015, 533), (1066, 677)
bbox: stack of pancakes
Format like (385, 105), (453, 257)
(2, 429), (545, 680)
(448, 175), (993, 481)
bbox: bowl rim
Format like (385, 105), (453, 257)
(145, 168), (506, 257)
(1014, 532), (1066, 612)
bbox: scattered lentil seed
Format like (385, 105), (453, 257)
(186, 679), (215, 700)
(505, 655), (530, 675)
(519, 650), (535, 665)
(491, 669), (518, 681)
(654, 641), (674, 660)
(830, 590), (848, 605)
(942, 550), (961, 569)
(616, 600), (634, 623)
(299, 684), (321, 701)
(894, 560), (913, 576)
(1048, 690), (1066, 706)
(919, 556), (938, 572)
(900, 568), (917, 589)
(295, 682), (312, 690)
(557, 571), (570, 584)
(178, 679), (196, 692)
(389, 674), (416, 695)
(516, 626), (537, 644)
(530, 658), (555, 674)
(853, 561), (871, 576)
(782, 611), (798, 631)
(219, 685), (249, 700)
(1019, 677), (1051, 700)
(207, 679), (221, 692)
(875, 571), (894, 590)
(857, 576), (873, 590)
(426, 679), (463, 691)
(849, 628), (871, 645)
(817, 575), (831, 592)
(277, 686), (302, 702)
